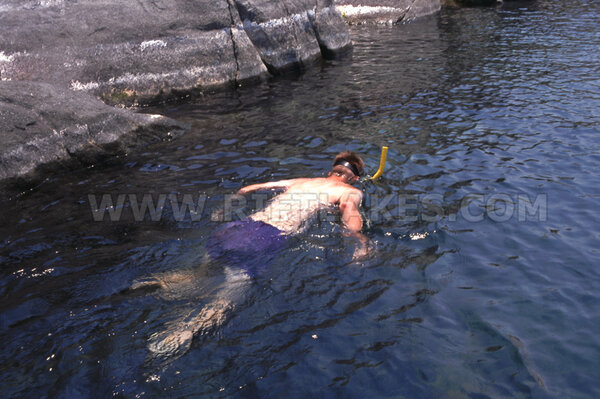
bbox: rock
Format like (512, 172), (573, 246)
(0, 1), (265, 106)
(311, 0), (354, 57)
(0, 0), (354, 182)
(0, 0), (351, 105)
(235, 0), (323, 73)
(0, 0), (443, 183)
(0, 81), (187, 182)
(335, 0), (441, 25)
(404, 0), (444, 21)
(235, 0), (351, 73)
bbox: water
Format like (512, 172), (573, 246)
(1, 1), (599, 397)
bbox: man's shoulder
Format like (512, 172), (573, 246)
(287, 177), (324, 187)
(291, 176), (332, 185)
(343, 185), (363, 197)
(335, 184), (362, 203)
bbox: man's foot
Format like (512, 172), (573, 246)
(147, 301), (231, 359)
(130, 278), (164, 291)
(148, 329), (194, 357)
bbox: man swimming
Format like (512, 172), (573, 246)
(146, 151), (370, 359)
(207, 151), (370, 269)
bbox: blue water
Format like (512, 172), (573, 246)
(1, 1), (599, 397)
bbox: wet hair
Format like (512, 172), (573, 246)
(333, 151), (365, 177)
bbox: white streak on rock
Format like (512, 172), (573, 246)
(0, 51), (19, 81)
(70, 80), (100, 91)
(140, 40), (167, 51)
(69, 62), (235, 93)
(243, 11), (311, 29)
(0, 51), (15, 62)
(40, 0), (64, 7)
(336, 5), (399, 17)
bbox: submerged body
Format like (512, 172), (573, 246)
(206, 175), (367, 276)
(145, 151), (368, 359)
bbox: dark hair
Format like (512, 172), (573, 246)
(333, 151), (365, 176)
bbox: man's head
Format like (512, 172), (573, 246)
(331, 151), (365, 184)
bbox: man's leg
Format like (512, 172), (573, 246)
(147, 266), (251, 358)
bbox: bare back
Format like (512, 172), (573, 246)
(249, 177), (362, 234)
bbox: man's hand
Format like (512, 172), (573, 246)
(237, 186), (251, 195)
(352, 243), (369, 260)
(346, 230), (373, 261)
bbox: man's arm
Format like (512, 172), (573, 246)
(237, 179), (302, 195)
(339, 189), (363, 232)
(339, 189), (371, 259)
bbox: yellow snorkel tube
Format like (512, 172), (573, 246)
(364, 146), (388, 181)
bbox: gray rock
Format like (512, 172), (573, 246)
(235, 0), (322, 72)
(404, 0), (444, 21)
(0, 0), (353, 181)
(311, 0), (353, 57)
(335, 0), (441, 24)
(235, 0), (351, 72)
(0, 1), (265, 106)
(0, 81), (187, 181)
(0, 0), (351, 104)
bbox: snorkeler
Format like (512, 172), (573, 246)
(208, 150), (370, 271)
(145, 151), (370, 359)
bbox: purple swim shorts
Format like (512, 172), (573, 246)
(206, 219), (287, 276)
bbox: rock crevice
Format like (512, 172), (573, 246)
(226, 0), (243, 85)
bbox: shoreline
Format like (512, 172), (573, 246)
(0, 0), (445, 183)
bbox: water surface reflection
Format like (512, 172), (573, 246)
(1, 1), (600, 397)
